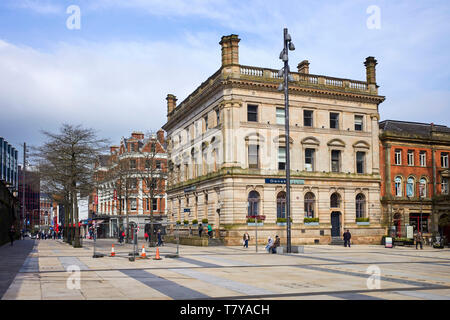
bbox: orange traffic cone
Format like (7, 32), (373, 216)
(153, 247), (162, 260)
(140, 245), (147, 258)
(110, 244), (115, 257)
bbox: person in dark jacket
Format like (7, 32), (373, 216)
(9, 225), (16, 246)
(343, 229), (351, 247)
(157, 229), (162, 246)
(272, 235), (280, 253)
(198, 223), (203, 237)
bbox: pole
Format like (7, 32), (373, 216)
(283, 28), (292, 253)
(22, 142), (26, 232)
(255, 215), (258, 253)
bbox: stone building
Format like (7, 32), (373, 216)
(163, 34), (386, 245)
(92, 130), (167, 238)
(379, 120), (450, 243)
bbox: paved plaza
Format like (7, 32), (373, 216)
(1, 238), (450, 300)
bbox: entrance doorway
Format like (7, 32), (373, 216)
(331, 212), (341, 237)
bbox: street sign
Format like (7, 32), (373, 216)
(265, 178), (304, 185)
(184, 208), (191, 212)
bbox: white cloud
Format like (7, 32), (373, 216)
(12, 0), (63, 14)
(0, 37), (220, 146)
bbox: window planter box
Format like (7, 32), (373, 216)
(304, 222), (319, 226)
(247, 223), (264, 227)
(277, 222), (287, 226)
(356, 222), (370, 226)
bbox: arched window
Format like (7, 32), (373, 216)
(304, 192), (315, 218)
(419, 178), (427, 198)
(248, 191), (260, 216)
(394, 176), (403, 197)
(406, 177), (415, 197)
(356, 194), (366, 218)
(330, 192), (341, 208)
(277, 192), (286, 219)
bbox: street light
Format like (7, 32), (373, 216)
(278, 28), (295, 253)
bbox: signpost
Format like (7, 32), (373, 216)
(247, 215), (266, 252)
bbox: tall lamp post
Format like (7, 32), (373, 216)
(278, 28), (295, 253)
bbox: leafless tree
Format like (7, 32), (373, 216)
(33, 124), (108, 247)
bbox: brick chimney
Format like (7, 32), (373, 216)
(166, 94), (177, 117)
(364, 56), (377, 85)
(297, 60), (310, 74)
(131, 132), (144, 140)
(219, 34), (240, 67)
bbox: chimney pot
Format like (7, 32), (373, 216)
(166, 94), (177, 117)
(219, 34), (240, 67)
(364, 56), (378, 85)
(297, 60), (310, 74)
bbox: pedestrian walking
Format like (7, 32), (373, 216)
(198, 223), (203, 237)
(415, 232), (424, 250)
(272, 235), (280, 254)
(8, 225), (16, 246)
(157, 229), (162, 246)
(265, 236), (273, 253)
(243, 232), (250, 248)
(207, 224), (213, 238)
(343, 229), (351, 247)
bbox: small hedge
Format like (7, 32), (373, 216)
(176, 220), (181, 225)
(276, 217), (292, 223)
(183, 220), (189, 225)
(192, 219), (198, 225)
(201, 219), (209, 224)
(304, 217), (319, 223)
(247, 218), (264, 223)
(356, 217), (370, 222)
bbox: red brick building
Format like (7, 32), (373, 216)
(379, 120), (450, 243)
(91, 130), (167, 238)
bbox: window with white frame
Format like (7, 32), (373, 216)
(419, 178), (427, 198)
(406, 177), (415, 197)
(304, 148), (315, 172)
(407, 150), (414, 166)
(276, 108), (285, 125)
(248, 145), (259, 169)
(420, 151), (426, 167)
(278, 146), (286, 170)
(354, 115), (363, 131)
(130, 198), (137, 211)
(395, 149), (402, 165)
(442, 152), (449, 168)
(395, 177), (403, 197)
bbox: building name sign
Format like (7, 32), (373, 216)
(184, 185), (197, 193)
(265, 178), (305, 185)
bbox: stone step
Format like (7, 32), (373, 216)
(329, 237), (345, 245)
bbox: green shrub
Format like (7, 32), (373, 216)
(201, 218), (208, 224)
(356, 217), (370, 222)
(247, 218), (264, 223)
(276, 217), (292, 223)
(192, 219), (198, 225)
(304, 217), (319, 223)
(183, 220), (189, 225)
(176, 220), (181, 225)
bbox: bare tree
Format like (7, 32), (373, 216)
(33, 124), (108, 247)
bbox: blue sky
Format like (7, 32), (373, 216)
(1, 0), (449, 162)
